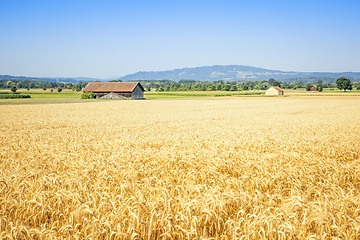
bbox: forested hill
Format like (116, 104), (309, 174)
(0, 75), (99, 83)
(2, 65), (360, 84)
(120, 65), (360, 82)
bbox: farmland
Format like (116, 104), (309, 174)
(1, 96), (360, 239)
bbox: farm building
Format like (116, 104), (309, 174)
(310, 85), (317, 91)
(265, 86), (284, 96)
(83, 82), (145, 99)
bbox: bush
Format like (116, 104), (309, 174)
(81, 92), (95, 99)
(75, 84), (82, 92)
(11, 85), (17, 93)
(0, 94), (31, 99)
(57, 87), (63, 92)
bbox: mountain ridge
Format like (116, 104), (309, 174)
(120, 65), (360, 83)
(2, 65), (360, 83)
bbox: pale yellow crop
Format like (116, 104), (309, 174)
(1, 97), (360, 239)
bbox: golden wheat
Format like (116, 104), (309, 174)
(1, 96), (360, 239)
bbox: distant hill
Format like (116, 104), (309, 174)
(2, 65), (360, 84)
(120, 65), (360, 83)
(0, 75), (100, 83)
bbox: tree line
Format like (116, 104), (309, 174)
(136, 78), (360, 92)
(1, 77), (360, 92)
(0, 80), (88, 91)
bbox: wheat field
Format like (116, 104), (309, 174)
(1, 96), (360, 239)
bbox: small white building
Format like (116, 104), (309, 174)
(265, 86), (284, 96)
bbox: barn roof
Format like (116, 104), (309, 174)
(83, 82), (144, 93)
(270, 86), (284, 92)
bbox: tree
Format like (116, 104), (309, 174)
(157, 86), (164, 92)
(254, 83), (265, 90)
(356, 83), (360, 91)
(317, 84), (323, 92)
(336, 77), (352, 92)
(305, 83), (311, 91)
(272, 81), (281, 87)
(268, 78), (275, 85)
(242, 84), (249, 91)
(10, 85), (17, 93)
(75, 84), (82, 92)
(57, 87), (63, 92)
(224, 84), (231, 91)
(230, 85), (238, 91)
(43, 87), (46, 91)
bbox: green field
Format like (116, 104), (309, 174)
(0, 88), (360, 105)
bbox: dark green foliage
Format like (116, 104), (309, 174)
(230, 85), (238, 91)
(336, 77), (352, 92)
(42, 87), (46, 91)
(305, 83), (312, 91)
(268, 78), (275, 85)
(317, 84), (323, 92)
(157, 86), (164, 92)
(75, 84), (82, 92)
(272, 81), (281, 87)
(0, 94), (30, 99)
(57, 87), (63, 92)
(10, 85), (17, 93)
(224, 84), (231, 91)
(81, 92), (95, 99)
(0, 79), (80, 90)
(290, 81), (304, 90)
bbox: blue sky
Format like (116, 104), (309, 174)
(1, 0), (359, 78)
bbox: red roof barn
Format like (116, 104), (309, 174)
(83, 82), (144, 99)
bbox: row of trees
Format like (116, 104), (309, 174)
(2, 78), (360, 93)
(0, 80), (88, 91)
(148, 78), (359, 92)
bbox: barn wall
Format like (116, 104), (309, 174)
(99, 92), (121, 99)
(265, 89), (278, 96)
(265, 88), (283, 96)
(131, 85), (144, 99)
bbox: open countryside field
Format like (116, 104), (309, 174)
(1, 96), (360, 239)
(1, 89), (360, 105)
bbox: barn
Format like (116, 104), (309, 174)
(265, 86), (284, 96)
(310, 85), (317, 91)
(83, 82), (145, 99)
